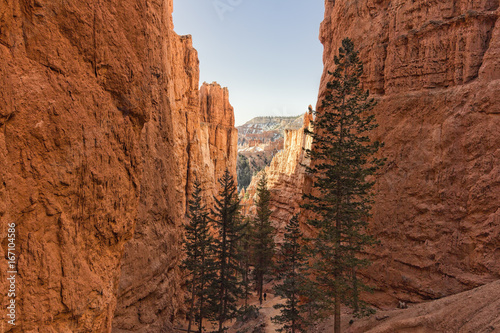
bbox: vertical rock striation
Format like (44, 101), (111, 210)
(0, 1), (151, 331)
(0, 0), (237, 332)
(112, 80), (237, 332)
(318, 0), (500, 306)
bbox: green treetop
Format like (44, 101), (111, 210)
(181, 180), (215, 333)
(250, 172), (275, 305)
(272, 214), (307, 333)
(209, 169), (246, 333)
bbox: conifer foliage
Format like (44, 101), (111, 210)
(250, 172), (275, 305)
(303, 38), (384, 332)
(239, 218), (253, 310)
(209, 169), (246, 333)
(272, 214), (307, 333)
(181, 180), (214, 333)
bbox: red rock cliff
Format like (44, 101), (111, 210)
(0, 1), (237, 332)
(319, 0), (500, 306)
(112, 81), (237, 333)
(0, 1), (148, 331)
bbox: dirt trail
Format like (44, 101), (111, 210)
(227, 291), (285, 333)
(258, 294), (283, 332)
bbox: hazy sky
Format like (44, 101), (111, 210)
(173, 0), (325, 126)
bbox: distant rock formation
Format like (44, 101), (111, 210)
(319, 0), (500, 307)
(241, 113), (313, 243)
(237, 115), (304, 146)
(237, 115), (304, 190)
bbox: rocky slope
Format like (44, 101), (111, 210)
(0, 1), (236, 332)
(223, 279), (500, 333)
(316, 279), (500, 333)
(241, 113), (313, 243)
(318, 0), (500, 306)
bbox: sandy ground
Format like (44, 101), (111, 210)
(227, 289), (284, 333)
(257, 294), (283, 332)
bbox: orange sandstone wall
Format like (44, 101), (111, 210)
(319, 0), (500, 306)
(199, 82), (238, 187)
(0, 1), (237, 332)
(0, 1), (149, 331)
(113, 81), (238, 332)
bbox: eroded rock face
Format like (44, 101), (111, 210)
(112, 80), (237, 332)
(0, 1), (237, 332)
(319, 0), (500, 306)
(0, 1), (152, 331)
(237, 116), (304, 191)
(199, 82), (238, 189)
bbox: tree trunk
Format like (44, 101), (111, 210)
(187, 279), (196, 333)
(198, 256), (205, 333)
(334, 282), (341, 333)
(352, 268), (359, 314)
(244, 264), (248, 309)
(218, 226), (227, 332)
(334, 98), (345, 333)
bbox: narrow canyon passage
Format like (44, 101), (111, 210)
(0, 0), (498, 332)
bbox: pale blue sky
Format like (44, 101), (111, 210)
(173, 0), (325, 125)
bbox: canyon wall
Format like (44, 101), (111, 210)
(113, 81), (237, 333)
(0, 1), (237, 332)
(319, 0), (500, 306)
(242, 113), (312, 243)
(0, 1), (148, 331)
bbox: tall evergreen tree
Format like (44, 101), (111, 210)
(181, 180), (215, 333)
(238, 217), (253, 310)
(250, 172), (275, 305)
(209, 169), (246, 332)
(272, 214), (307, 333)
(302, 38), (384, 333)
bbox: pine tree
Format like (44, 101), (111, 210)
(209, 169), (246, 333)
(237, 154), (252, 191)
(181, 180), (215, 333)
(250, 172), (275, 305)
(302, 38), (384, 333)
(239, 218), (253, 310)
(272, 214), (307, 333)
